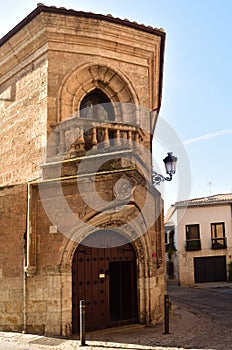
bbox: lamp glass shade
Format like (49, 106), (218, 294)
(163, 152), (177, 175)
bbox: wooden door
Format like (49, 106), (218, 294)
(194, 256), (227, 283)
(72, 232), (137, 333)
(109, 261), (137, 324)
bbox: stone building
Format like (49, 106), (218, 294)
(0, 5), (166, 335)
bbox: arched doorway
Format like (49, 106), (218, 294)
(72, 230), (138, 333)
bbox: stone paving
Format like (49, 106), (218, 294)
(1, 283), (232, 350)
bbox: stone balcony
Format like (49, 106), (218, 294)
(47, 116), (145, 160)
(42, 117), (148, 180)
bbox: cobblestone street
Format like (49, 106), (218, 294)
(83, 283), (232, 349)
(1, 283), (232, 350)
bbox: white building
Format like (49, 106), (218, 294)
(165, 193), (232, 285)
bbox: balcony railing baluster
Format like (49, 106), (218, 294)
(91, 127), (97, 146)
(103, 127), (110, 148)
(115, 129), (121, 147)
(48, 117), (144, 160)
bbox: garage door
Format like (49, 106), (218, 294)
(194, 256), (227, 283)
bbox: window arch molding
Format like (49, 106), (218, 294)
(58, 63), (139, 122)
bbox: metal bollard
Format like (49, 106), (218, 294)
(164, 294), (170, 334)
(80, 300), (86, 346)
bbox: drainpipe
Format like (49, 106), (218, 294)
(22, 231), (27, 334)
(22, 181), (36, 333)
(22, 183), (29, 334)
(24, 183), (37, 276)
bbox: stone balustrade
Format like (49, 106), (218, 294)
(47, 117), (144, 161)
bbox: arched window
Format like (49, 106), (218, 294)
(80, 89), (114, 121)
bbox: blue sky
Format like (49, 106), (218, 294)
(1, 0), (231, 209)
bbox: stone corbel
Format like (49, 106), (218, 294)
(0, 84), (16, 101)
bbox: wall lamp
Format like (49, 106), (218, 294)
(152, 152), (178, 185)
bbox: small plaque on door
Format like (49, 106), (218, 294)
(99, 273), (105, 279)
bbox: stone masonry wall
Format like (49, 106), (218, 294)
(0, 184), (27, 331)
(24, 170), (165, 335)
(0, 7), (165, 335)
(0, 10), (163, 185)
(0, 9), (163, 184)
(0, 58), (48, 187)
(42, 12), (162, 125)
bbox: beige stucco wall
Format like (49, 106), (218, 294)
(175, 204), (232, 285)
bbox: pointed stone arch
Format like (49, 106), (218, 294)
(58, 206), (158, 334)
(58, 63), (139, 122)
(59, 203), (151, 267)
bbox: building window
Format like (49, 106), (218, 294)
(211, 222), (227, 249)
(165, 226), (174, 252)
(80, 89), (115, 121)
(186, 224), (201, 251)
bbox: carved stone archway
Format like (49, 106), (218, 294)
(58, 207), (157, 335)
(58, 63), (139, 122)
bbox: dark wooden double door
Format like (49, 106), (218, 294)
(72, 238), (138, 332)
(194, 256), (227, 283)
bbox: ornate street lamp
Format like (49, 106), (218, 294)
(152, 152), (178, 185)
